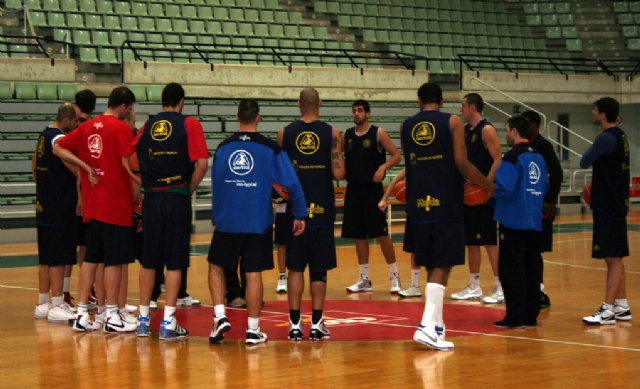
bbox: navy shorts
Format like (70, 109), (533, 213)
(592, 211), (629, 259)
(274, 210), (293, 246)
(141, 192), (192, 271)
(207, 227), (274, 273)
(76, 216), (86, 246)
(85, 220), (134, 266)
(402, 215), (414, 253)
(410, 220), (465, 271)
(37, 221), (78, 266)
(535, 218), (553, 253)
(464, 204), (497, 246)
(341, 183), (388, 239)
(286, 227), (337, 272)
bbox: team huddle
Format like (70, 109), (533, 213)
(33, 82), (631, 351)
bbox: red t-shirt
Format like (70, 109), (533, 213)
(57, 114), (134, 226)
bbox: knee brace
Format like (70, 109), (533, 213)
(310, 271), (327, 283)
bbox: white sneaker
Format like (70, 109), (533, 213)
(177, 296), (201, 306)
(614, 305), (632, 321)
(482, 286), (504, 304)
(125, 304), (138, 313)
(246, 327), (268, 345)
(104, 312), (137, 333)
(150, 300), (158, 310)
(413, 324), (454, 351)
(95, 310), (105, 326)
(583, 304), (616, 325)
(119, 310), (139, 325)
(450, 284), (482, 300)
(390, 274), (402, 294)
(72, 312), (100, 332)
(310, 319), (331, 341)
(399, 286), (422, 298)
(346, 278), (372, 293)
(47, 304), (76, 323)
(276, 275), (288, 294)
(34, 302), (50, 319)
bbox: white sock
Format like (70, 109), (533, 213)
(603, 302), (614, 311)
(494, 276), (501, 289)
(38, 293), (49, 305)
(359, 264), (369, 280)
(106, 304), (118, 317)
(63, 277), (71, 293)
(615, 299), (629, 308)
(470, 273), (480, 286)
(540, 283), (545, 292)
(279, 272), (287, 278)
(411, 269), (421, 288)
(248, 316), (260, 330)
(77, 303), (88, 315)
(164, 306), (176, 322)
(97, 305), (106, 314)
(421, 283), (445, 327)
(214, 304), (226, 318)
(139, 305), (150, 317)
(388, 262), (398, 277)
(51, 295), (64, 307)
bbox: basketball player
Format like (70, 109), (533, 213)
(208, 99), (306, 345)
(580, 97), (632, 325)
(521, 110), (563, 308)
(451, 93), (503, 304)
(33, 103), (81, 323)
(126, 83), (209, 339)
(53, 86), (137, 333)
(273, 197), (292, 294)
(493, 115), (547, 328)
(402, 83), (493, 350)
(342, 100), (402, 294)
(278, 88), (345, 341)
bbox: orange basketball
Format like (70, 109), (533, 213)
(128, 152), (140, 175)
(393, 180), (406, 203)
(582, 183), (592, 205)
(464, 181), (488, 206)
(272, 182), (290, 203)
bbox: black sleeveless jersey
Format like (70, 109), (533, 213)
(344, 125), (386, 184)
(137, 111), (193, 190)
(592, 126), (630, 217)
(281, 120), (335, 227)
(400, 110), (464, 222)
(35, 126), (78, 225)
(465, 118), (494, 176)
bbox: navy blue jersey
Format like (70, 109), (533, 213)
(465, 118), (493, 176)
(400, 110), (464, 223)
(281, 120), (335, 227)
(493, 143), (548, 230)
(344, 125), (386, 184)
(592, 127), (630, 218)
(34, 126), (78, 225)
(137, 111), (192, 191)
(212, 131), (306, 233)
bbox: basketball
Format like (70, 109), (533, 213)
(582, 183), (592, 205)
(271, 182), (290, 203)
(128, 152), (140, 175)
(464, 181), (488, 206)
(393, 180), (406, 203)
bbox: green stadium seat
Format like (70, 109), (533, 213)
(103, 15), (121, 30)
(30, 11), (47, 26)
(99, 48), (119, 64)
(85, 14), (103, 29)
(189, 19), (205, 34)
(546, 26), (561, 39)
(72, 30), (91, 45)
(181, 35), (198, 45)
(156, 18), (172, 32)
(618, 14), (634, 25)
(66, 13), (84, 28)
(222, 21), (238, 34)
(214, 7), (229, 20)
(60, 0), (77, 12)
(613, 2), (628, 12)
(558, 14), (574, 25)
(238, 23), (254, 36)
(566, 39), (582, 52)
(53, 28), (70, 42)
(165, 4), (181, 17)
(542, 14), (558, 26)
(555, 2), (570, 13)
(623, 25), (638, 38)
(5, 0), (22, 10)
(628, 38), (640, 51)
(128, 85), (147, 101)
(79, 47), (98, 63)
(526, 14), (541, 26)
(181, 5), (197, 18)
(198, 5), (213, 19)
(285, 25), (300, 38)
(36, 83), (58, 100)
(0, 81), (13, 99)
(229, 8), (243, 21)
(269, 24), (285, 37)
(15, 82), (37, 99)
(23, 0), (42, 9)
(114, 2), (131, 15)
(96, 0), (113, 14)
(78, 0), (95, 13)
(198, 35), (214, 46)
(121, 16), (137, 30)
(562, 26), (578, 39)
(42, 0), (60, 11)
(631, 2), (640, 12)
(207, 20), (222, 34)
(131, 2), (148, 16)
(164, 34), (180, 47)
(148, 3), (165, 17)
(110, 31), (127, 46)
(47, 12), (65, 27)
(92, 30), (109, 46)
(138, 17), (156, 31)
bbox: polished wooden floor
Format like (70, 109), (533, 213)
(1, 211), (639, 389)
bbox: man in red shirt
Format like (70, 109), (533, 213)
(54, 86), (137, 333)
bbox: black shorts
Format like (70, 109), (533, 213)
(592, 211), (629, 259)
(535, 218), (553, 253)
(141, 192), (192, 271)
(76, 216), (86, 246)
(411, 220), (465, 271)
(402, 216), (414, 253)
(286, 227), (337, 272)
(85, 220), (134, 266)
(207, 227), (274, 273)
(37, 222), (78, 266)
(274, 210), (293, 246)
(464, 204), (497, 246)
(341, 183), (388, 239)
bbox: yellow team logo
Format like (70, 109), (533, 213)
(417, 195), (441, 211)
(412, 121), (436, 146)
(151, 120), (172, 141)
(295, 131), (320, 155)
(37, 137), (45, 158)
(308, 203), (325, 218)
(362, 139), (371, 148)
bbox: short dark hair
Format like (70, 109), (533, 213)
(352, 99), (370, 112)
(56, 103), (77, 121)
(521, 110), (541, 128)
(594, 97), (619, 123)
(107, 86), (136, 109)
(162, 82), (185, 107)
(464, 93), (484, 113)
(75, 89), (96, 114)
(507, 115), (531, 139)
(417, 83), (442, 105)
(237, 99), (260, 124)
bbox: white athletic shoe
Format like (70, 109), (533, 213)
(246, 327), (268, 345)
(450, 284), (482, 300)
(150, 300), (158, 310)
(47, 304), (76, 323)
(72, 312), (100, 332)
(177, 296), (202, 306)
(34, 302), (50, 319)
(413, 324), (454, 351)
(482, 286), (504, 304)
(390, 274), (402, 294)
(399, 286), (422, 298)
(346, 278), (373, 293)
(104, 312), (137, 333)
(583, 304), (616, 325)
(119, 310), (139, 325)
(125, 304), (138, 313)
(614, 305), (632, 321)
(276, 274), (288, 294)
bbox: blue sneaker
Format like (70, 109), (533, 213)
(137, 315), (151, 337)
(160, 318), (188, 340)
